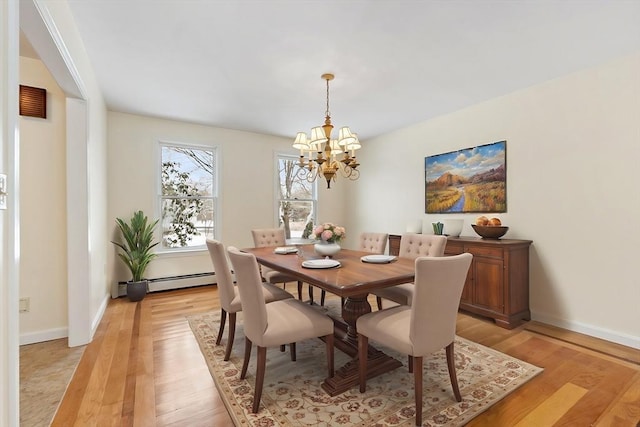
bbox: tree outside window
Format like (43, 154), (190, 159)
(278, 155), (316, 238)
(160, 144), (216, 249)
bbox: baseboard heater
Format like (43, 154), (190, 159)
(117, 272), (215, 297)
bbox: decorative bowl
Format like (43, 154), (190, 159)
(442, 219), (464, 237)
(471, 224), (509, 239)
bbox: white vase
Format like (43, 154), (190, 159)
(314, 242), (341, 257)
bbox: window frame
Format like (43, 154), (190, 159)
(157, 140), (219, 253)
(274, 152), (317, 238)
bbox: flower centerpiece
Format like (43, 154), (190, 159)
(312, 223), (345, 256)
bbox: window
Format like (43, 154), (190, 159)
(159, 143), (217, 250)
(277, 154), (316, 238)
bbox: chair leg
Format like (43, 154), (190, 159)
(297, 281), (303, 301)
(280, 345), (285, 352)
(358, 334), (368, 393)
(408, 355), (413, 373)
(216, 308), (227, 345)
(376, 296), (383, 311)
(446, 342), (462, 402)
(413, 356), (423, 426)
(223, 312), (236, 361)
(325, 334), (334, 378)
(240, 337), (252, 380)
(253, 346), (267, 413)
(290, 342), (296, 361)
(308, 284), (315, 304)
(320, 290), (326, 306)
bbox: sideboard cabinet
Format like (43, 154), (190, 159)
(388, 235), (532, 329)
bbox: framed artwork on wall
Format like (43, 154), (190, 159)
(425, 140), (506, 213)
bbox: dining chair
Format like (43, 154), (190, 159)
(206, 239), (293, 361)
(373, 233), (447, 310)
(252, 228), (322, 305)
(359, 232), (388, 254)
(227, 246), (335, 413)
(357, 253), (473, 426)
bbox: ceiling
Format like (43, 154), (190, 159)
(29, 1), (640, 141)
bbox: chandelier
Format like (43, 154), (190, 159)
(293, 73), (361, 189)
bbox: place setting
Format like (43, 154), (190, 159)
(301, 258), (341, 269)
(360, 254), (396, 264)
(273, 246), (298, 254)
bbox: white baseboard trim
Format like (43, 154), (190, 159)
(91, 293), (109, 341)
(19, 327), (68, 346)
(20, 293), (111, 347)
(116, 272), (215, 297)
(531, 310), (640, 350)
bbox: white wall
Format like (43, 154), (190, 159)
(107, 112), (346, 288)
(1, 0), (20, 423)
(18, 57), (68, 342)
(349, 53), (640, 348)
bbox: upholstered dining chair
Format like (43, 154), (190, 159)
(227, 246), (335, 414)
(251, 228), (309, 302)
(357, 253), (473, 426)
(359, 232), (388, 254)
(373, 233), (447, 310)
(251, 228), (325, 305)
(206, 239), (293, 361)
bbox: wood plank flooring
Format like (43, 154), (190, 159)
(50, 285), (640, 426)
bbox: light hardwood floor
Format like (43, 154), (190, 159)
(51, 285), (640, 426)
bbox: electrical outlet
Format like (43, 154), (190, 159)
(19, 297), (30, 313)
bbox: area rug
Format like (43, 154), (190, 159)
(188, 309), (542, 426)
(20, 338), (85, 427)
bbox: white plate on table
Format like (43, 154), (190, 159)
(361, 255), (396, 264)
(302, 259), (341, 269)
(274, 246), (298, 254)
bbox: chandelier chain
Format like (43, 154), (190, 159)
(325, 77), (331, 118)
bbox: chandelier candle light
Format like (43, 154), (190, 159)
(293, 73), (361, 189)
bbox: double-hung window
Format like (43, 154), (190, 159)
(276, 154), (316, 238)
(159, 143), (217, 250)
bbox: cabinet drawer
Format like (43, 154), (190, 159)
(465, 245), (503, 259)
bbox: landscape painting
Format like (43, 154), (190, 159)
(425, 140), (506, 213)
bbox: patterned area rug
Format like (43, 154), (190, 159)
(188, 309), (542, 426)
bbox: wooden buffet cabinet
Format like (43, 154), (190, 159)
(388, 234), (532, 329)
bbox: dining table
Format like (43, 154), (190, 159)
(242, 244), (416, 396)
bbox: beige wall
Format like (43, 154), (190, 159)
(107, 112), (346, 289)
(18, 57), (68, 342)
(348, 53), (640, 348)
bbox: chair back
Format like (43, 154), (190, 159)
(359, 232), (388, 254)
(398, 233), (447, 259)
(227, 247), (268, 342)
(205, 239), (236, 311)
(410, 253), (473, 355)
(251, 228), (286, 247)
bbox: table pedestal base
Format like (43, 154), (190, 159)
(321, 295), (403, 396)
(321, 346), (403, 396)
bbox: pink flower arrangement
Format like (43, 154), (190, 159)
(312, 223), (346, 243)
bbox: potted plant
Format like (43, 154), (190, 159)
(112, 210), (159, 302)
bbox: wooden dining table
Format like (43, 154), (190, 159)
(242, 245), (416, 396)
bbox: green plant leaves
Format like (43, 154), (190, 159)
(112, 210), (159, 282)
